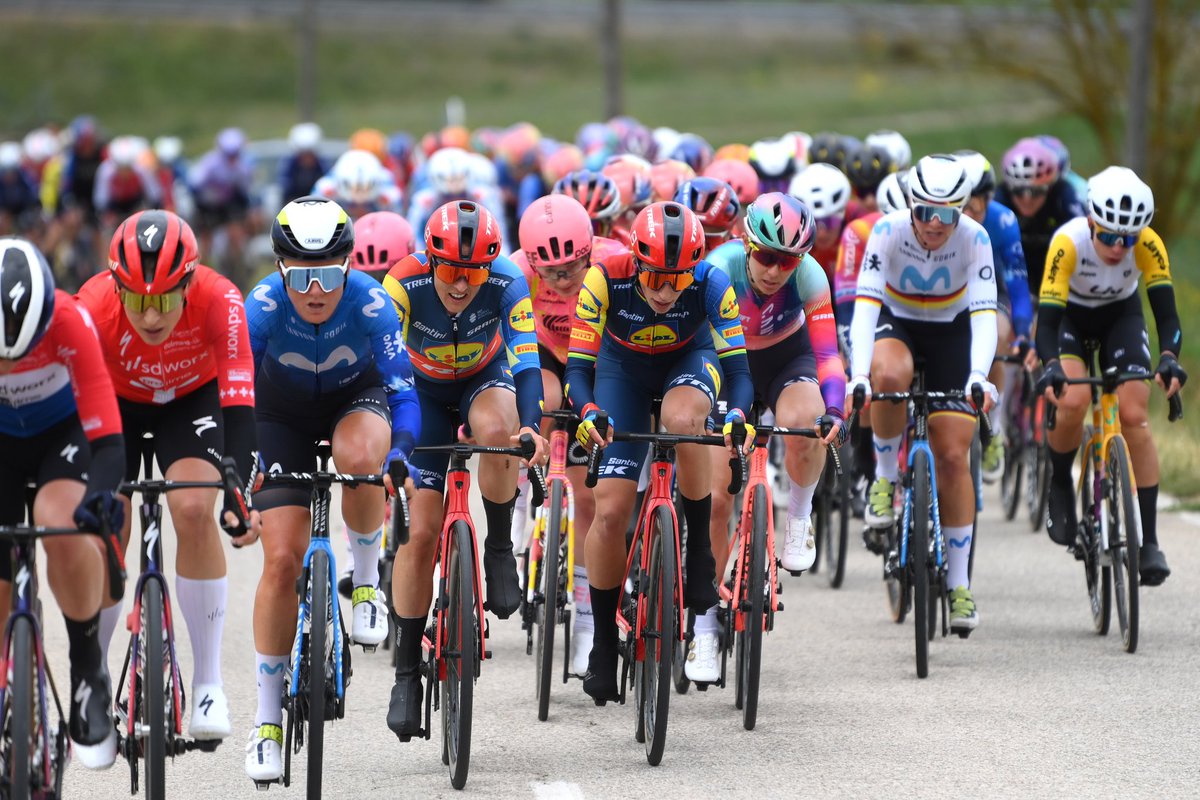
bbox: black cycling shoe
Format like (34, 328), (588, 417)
(483, 543), (522, 620)
(386, 673), (423, 741)
(69, 667), (115, 746)
(1139, 544), (1171, 587)
(1046, 481), (1077, 547)
(582, 642), (620, 705)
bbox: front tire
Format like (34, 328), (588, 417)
(443, 521), (477, 789)
(1106, 440), (1140, 653)
(642, 506), (676, 767)
(534, 481), (563, 721)
(3, 615), (35, 800)
(738, 485), (768, 730)
(142, 578), (168, 800)
(911, 449), (931, 679)
(306, 550), (330, 799)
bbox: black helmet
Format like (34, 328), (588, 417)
(271, 196), (355, 262)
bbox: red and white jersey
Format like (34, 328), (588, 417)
(76, 265), (255, 407)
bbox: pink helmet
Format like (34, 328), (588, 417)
(703, 158), (760, 205)
(1001, 137), (1060, 189)
(352, 211), (416, 273)
(541, 144), (584, 187)
(519, 194), (594, 269)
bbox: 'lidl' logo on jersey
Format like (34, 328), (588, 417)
(424, 343), (484, 367)
(629, 325), (678, 348)
(508, 299), (536, 332)
(718, 286), (738, 320)
(576, 291), (601, 322)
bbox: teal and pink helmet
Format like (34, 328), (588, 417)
(743, 192), (815, 256)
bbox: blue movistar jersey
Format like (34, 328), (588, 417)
(983, 200), (1032, 337)
(245, 269), (420, 456)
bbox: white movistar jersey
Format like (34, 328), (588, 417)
(849, 209), (997, 379)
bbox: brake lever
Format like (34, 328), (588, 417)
(585, 412), (608, 489)
(519, 433), (547, 508)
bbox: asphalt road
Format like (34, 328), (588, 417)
(46, 477), (1200, 799)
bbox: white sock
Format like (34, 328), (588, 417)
(99, 602), (124, 665)
(347, 526), (382, 588)
(788, 478), (818, 519)
(254, 652), (287, 727)
(176, 576), (227, 687)
(573, 566), (592, 628)
(945, 524), (973, 590)
(694, 605), (719, 635)
(874, 434), (903, 482)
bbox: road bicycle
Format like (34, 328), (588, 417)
(584, 405), (741, 766)
(520, 408), (580, 722)
(855, 368), (990, 679)
(254, 442), (393, 799)
(0, 489), (125, 800)
(392, 434), (543, 789)
(114, 436), (249, 799)
(811, 437), (852, 589)
(1048, 343), (1183, 654)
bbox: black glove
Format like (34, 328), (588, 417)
(1155, 353), (1188, 390)
(74, 490), (125, 533)
(817, 412), (847, 448)
(1036, 360), (1068, 398)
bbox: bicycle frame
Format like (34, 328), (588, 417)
(1080, 375), (1141, 553)
(722, 435), (781, 632)
(526, 427), (576, 612)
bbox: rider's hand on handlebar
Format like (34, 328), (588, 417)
(1036, 359), (1068, 405)
(382, 451), (417, 501)
(965, 372), (998, 414)
(512, 426), (548, 466)
(817, 411), (846, 447)
(722, 408), (755, 457)
(846, 375), (872, 409)
(1155, 352), (1187, 399)
(577, 404), (612, 450)
(74, 490), (125, 533)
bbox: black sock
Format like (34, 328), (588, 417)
(1138, 484), (1159, 548)
(856, 425), (876, 481)
(1049, 447), (1076, 487)
(588, 585), (620, 649)
(64, 612), (102, 676)
(681, 494), (716, 592)
(482, 493), (517, 551)
(392, 614), (426, 677)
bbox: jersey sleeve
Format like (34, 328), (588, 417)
(834, 218), (868, 326)
(848, 219), (890, 378)
(60, 296), (123, 441)
(994, 206), (1032, 336)
(704, 266), (753, 415)
(966, 226), (998, 378)
(564, 264), (610, 412)
(1034, 230), (1078, 360)
(206, 275), (256, 408)
(499, 271), (544, 429)
(1138, 228), (1182, 356)
(795, 259), (846, 415)
(244, 279), (282, 374)
(361, 281), (421, 458)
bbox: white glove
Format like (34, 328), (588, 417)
(847, 375), (873, 408)
(964, 372), (999, 407)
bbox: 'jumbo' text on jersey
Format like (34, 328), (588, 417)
(1040, 217), (1172, 309)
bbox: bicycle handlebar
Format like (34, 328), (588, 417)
(0, 519), (126, 603)
(727, 422), (746, 496)
(122, 457), (254, 539)
(1044, 372), (1184, 430)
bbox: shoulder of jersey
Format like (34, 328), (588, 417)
(386, 253), (430, 283)
(489, 254), (523, 281)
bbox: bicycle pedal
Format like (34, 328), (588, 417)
(954, 629), (973, 640)
(695, 682), (709, 692)
(484, 649), (493, 660)
(776, 601), (785, 611)
(784, 568), (805, 578)
(359, 643), (379, 654)
(253, 779), (279, 791)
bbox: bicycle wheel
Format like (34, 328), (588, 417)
(884, 521), (907, 625)
(811, 469), (828, 576)
(737, 484), (767, 730)
(1027, 406), (1050, 531)
(671, 611), (692, 696)
(141, 578), (168, 800)
(3, 615), (35, 799)
(1078, 438), (1110, 635)
(1000, 409), (1024, 521)
(1106, 440), (1140, 653)
(305, 549), (330, 799)
(443, 521), (476, 789)
(967, 432), (980, 582)
(641, 505), (676, 767)
(911, 449), (931, 679)
(826, 447), (850, 588)
(535, 481), (563, 721)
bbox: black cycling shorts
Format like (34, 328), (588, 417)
(118, 380), (224, 488)
(1059, 294), (1152, 375)
(875, 306), (974, 415)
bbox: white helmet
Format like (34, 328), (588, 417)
(907, 154), (971, 208)
(0, 238), (56, 361)
(750, 137), (798, 180)
(652, 127), (682, 162)
(466, 152), (498, 187)
(427, 146), (472, 196)
(153, 136), (183, 165)
(953, 150), (995, 196)
(331, 149), (384, 204)
(876, 171), (910, 215)
(21, 127), (60, 164)
(109, 135), (145, 168)
(1087, 166), (1154, 234)
(788, 162), (852, 217)
(288, 121), (322, 153)
(865, 129), (912, 171)
(0, 142), (22, 170)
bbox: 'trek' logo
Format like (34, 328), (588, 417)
(645, 210), (657, 240)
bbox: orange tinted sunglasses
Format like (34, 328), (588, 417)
(635, 258), (695, 292)
(431, 255), (491, 286)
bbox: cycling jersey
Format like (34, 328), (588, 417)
(994, 179), (1084, 291)
(1036, 216), (1181, 359)
(848, 209), (997, 381)
(564, 254), (753, 414)
(406, 187), (511, 253)
(981, 200), (1032, 336)
(279, 152), (329, 204)
(706, 240), (843, 414)
(92, 160), (161, 214)
(508, 236), (628, 365)
(835, 211), (881, 328)
(383, 252), (543, 430)
(245, 269), (420, 457)
(187, 150), (254, 209)
(0, 291), (123, 440)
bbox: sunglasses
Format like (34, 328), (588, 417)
(912, 204), (961, 225)
(815, 215), (844, 232)
(748, 241), (802, 271)
(1095, 228), (1138, 248)
(1011, 185), (1049, 199)
(535, 255), (590, 282)
(431, 255), (492, 286)
(118, 288), (185, 314)
(278, 260), (348, 293)
(635, 258), (695, 292)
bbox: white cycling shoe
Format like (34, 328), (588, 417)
(244, 723), (283, 783)
(73, 730), (118, 771)
(684, 630), (720, 683)
(351, 585), (389, 647)
(189, 683), (232, 740)
(781, 515), (816, 573)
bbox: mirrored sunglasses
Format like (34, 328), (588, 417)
(635, 258), (695, 292)
(912, 204), (961, 225)
(432, 255), (492, 286)
(748, 240), (802, 271)
(278, 260), (348, 293)
(1095, 229), (1138, 248)
(118, 288), (185, 314)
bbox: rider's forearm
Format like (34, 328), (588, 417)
(1147, 284), (1182, 358)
